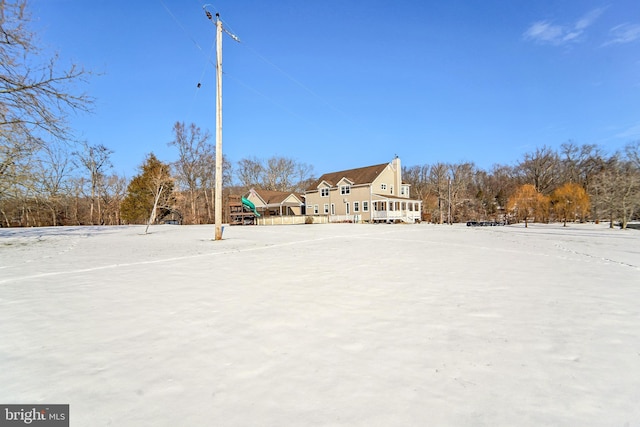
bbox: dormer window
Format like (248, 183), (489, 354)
(340, 185), (350, 195)
(321, 188), (329, 197)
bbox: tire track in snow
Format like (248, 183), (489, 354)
(553, 242), (639, 270)
(356, 231), (640, 271)
(0, 231), (389, 284)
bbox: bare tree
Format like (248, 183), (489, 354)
(201, 153), (232, 223)
(63, 176), (83, 225)
(0, 126), (39, 198)
(0, 132), (33, 222)
(489, 164), (517, 211)
(1, 0), (93, 226)
(73, 142), (113, 224)
(471, 164), (517, 221)
(559, 141), (583, 185)
(402, 164), (429, 201)
(236, 156), (309, 193)
(292, 161), (315, 193)
(263, 156), (296, 192)
(100, 173), (127, 225)
(516, 146), (559, 194)
(33, 143), (73, 225)
(625, 140), (640, 169)
(1, 0), (93, 143)
(168, 122), (213, 224)
(427, 162), (449, 224)
(559, 142), (606, 190)
(615, 159), (639, 229)
(620, 142), (640, 227)
(590, 152), (639, 229)
(236, 157), (264, 189)
(448, 162), (476, 222)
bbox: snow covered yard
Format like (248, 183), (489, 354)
(1, 223), (639, 426)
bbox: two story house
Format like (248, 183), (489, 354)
(304, 157), (422, 223)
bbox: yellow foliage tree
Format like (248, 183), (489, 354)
(551, 183), (590, 226)
(507, 184), (550, 227)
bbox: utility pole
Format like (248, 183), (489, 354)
(448, 176), (452, 225)
(214, 12), (223, 240)
(204, 8), (239, 239)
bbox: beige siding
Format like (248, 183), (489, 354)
(306, 185), (373, 221)
(246, 192), (264, 208)
(304, 190), (321, 216)
(371, 165), (399, 197)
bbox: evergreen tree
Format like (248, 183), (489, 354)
(121, 153), (174, 224)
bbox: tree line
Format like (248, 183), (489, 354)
(4, 129), (638, 228)
(0, 114), (315, 226)
(1, 0), (639, 228)
(402, 142), (640, 228)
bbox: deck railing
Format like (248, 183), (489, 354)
(372, 210), (421, 223)
(253, 211), (421, 225)
(328, 210), (421, 223)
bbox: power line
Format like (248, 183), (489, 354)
(242, 43), (351, 119)
(162, 2), (369, 141)
(224, 73), (332, 137)
(194, 2), (354, 124)
(159, 0), (206, 53)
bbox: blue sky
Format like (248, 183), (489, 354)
(30, 0), (640, 180)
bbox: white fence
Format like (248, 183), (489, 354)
(256, 215), (329, 225)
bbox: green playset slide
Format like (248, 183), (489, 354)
(241, 197), (261, 216)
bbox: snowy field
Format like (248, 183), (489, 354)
(1, 222), (639, 426)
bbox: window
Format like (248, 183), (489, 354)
(331, 204), (335, 215)
(354, 201), (360, 212)
(340, 185), (350, 195)
(345, 202), (350, 214)
(390, 186), (394, 195)
(314, 204), (319, 214)
(321, 188), (329, 197)
(401, 186), (408, 196)
(362, 201), (369, 212)
(323, 203), (329, 214)
(381, 183), (387, 190)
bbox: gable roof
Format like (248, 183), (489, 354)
(308, 163), (388, 190)
(249, 189), (303, 205)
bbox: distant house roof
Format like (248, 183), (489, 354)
(248, 188), (303, 206)
(308, 163), (388, 190)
